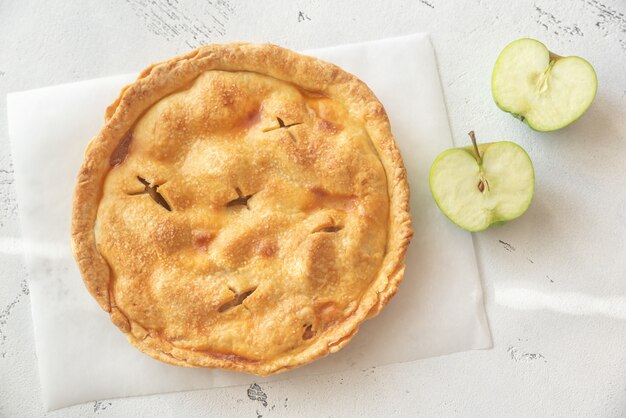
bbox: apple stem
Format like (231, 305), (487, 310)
(468, 131), (482, 164)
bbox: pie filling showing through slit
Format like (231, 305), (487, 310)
(72, 43), (412, 376)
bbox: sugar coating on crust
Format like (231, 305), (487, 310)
(72, 43), (412, 376)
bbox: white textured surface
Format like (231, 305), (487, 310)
(1, 0), (625, 416)
(7, 34), (491, 410)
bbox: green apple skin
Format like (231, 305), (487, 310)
(492, 38), (597, 132)
(429, 141), (535, 232)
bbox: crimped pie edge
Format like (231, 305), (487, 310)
(71, 43), (413, 376)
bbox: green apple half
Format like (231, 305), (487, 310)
(429, 132), (534, 232)
(492, 38), (597, 131)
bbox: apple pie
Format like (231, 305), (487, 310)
(71, 43), (412, 376)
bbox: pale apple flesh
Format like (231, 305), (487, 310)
(492, 38), (597, 132)
(429, 141), (534, 232)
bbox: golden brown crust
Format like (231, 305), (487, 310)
(71, 43), (412, 376)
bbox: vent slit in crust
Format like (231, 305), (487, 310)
(225, 187), (254, 209)
(128, 176), (172, 211)
(263, 117), (302, 141)
(302, 324), (315, 340)
(218, 288), (256, 313)
(313, 225), (343, 233)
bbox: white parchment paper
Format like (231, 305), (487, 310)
(7, 33), (491, 411)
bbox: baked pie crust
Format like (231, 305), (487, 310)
(71, 43), (412, 376)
